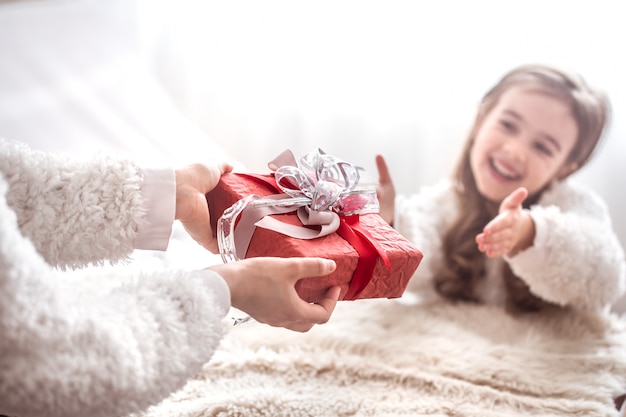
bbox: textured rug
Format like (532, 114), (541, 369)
(133, 298), (626, 417)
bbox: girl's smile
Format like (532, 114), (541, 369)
(470, 85), (579, 202)
(488, 156), (522, 182)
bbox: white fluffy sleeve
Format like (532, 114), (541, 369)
(0, 140), (232, 417)
(0, 174), (230, 417)
(0, 139), (148, 268)
(506, 180), (626, 310)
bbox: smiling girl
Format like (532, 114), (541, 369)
(376, 64), (625, 312)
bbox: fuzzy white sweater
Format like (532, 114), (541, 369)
(395, 179), (626, 310)
(0, 139), (231, 417)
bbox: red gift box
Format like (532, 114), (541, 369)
(206, 172), (423, 304)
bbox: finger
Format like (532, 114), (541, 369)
(499, 187), (528, 212)
(481, 225), (513, 244)
(481, 235), (510, 250)
(480, 229), (516, 254)
(316, 285), (341, 316)
(282, 322), (315, 333)
(204, 237), (220, 253)
(296, 285), (341, 326)
(185, 225), (217, 252)
(486, 205), (522, 234)
(375, 154), (393, 186)
(177, 193), (221, 252)
(218, 161), (234, 176)
(287, 258), (337, 282)
(483, 240), (514, 258)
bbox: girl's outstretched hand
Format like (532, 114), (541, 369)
(375, 154), (396, 226)
(476, 187), (535, 258)
(209, 257), (341, 332)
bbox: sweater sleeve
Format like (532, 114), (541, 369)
(506, 180), (626, 310)
(0, 174), (231, 417)
(0, 139), (149, 267)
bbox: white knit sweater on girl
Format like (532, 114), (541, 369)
(395, 178), (626, 310)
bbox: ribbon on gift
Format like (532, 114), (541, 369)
(217, 149), (391, 300)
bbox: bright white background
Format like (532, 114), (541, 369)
(136, 0), (626, 248)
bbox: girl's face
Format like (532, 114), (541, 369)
(470, 85), (579, 202)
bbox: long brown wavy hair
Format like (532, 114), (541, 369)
(434, 64), (610, 313)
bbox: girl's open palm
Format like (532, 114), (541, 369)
(476, 187), (535, 258)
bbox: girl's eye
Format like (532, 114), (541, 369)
(499, 120), (516, 132)
(533, 142), (553, 156)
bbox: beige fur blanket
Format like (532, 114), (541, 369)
(134, 298), (626, 417)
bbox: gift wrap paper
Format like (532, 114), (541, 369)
(206, 173), (423, 303)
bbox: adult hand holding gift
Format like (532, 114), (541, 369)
(206, 149), (423, 304)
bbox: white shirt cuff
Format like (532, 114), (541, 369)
(134, 167), (176, 251)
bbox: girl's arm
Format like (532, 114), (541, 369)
(506, 180), (626, 310)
